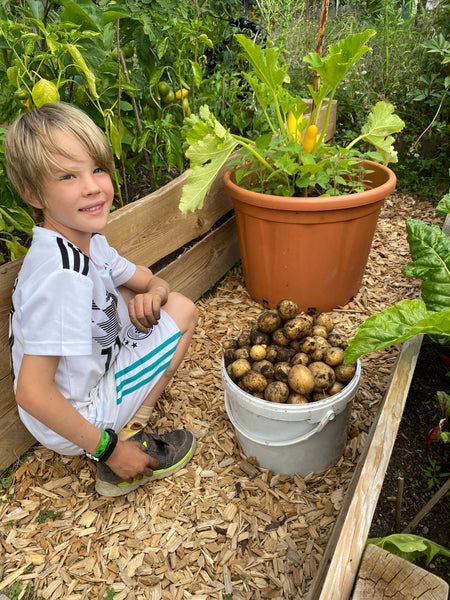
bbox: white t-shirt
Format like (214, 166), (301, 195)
(10, 226), (136, 413)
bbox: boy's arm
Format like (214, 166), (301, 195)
(122, 265), (171, 333)
(16, 354), (157, 479)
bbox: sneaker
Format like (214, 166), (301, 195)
(95, 429), (196, 497)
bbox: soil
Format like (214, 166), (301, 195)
(369, 335), (450, 583)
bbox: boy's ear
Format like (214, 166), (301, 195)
(22, 187), (44, 210)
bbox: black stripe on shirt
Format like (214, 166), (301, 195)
(57, 237), (90, 275)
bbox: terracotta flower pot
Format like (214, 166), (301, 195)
(223, 160), (397, 312)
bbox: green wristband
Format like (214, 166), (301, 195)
(91, 430), (110, 459)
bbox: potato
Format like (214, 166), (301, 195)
(312, 325), (328, 339)
(250, 327), (271, 346)
(264, 381), (290, 403)
(224, 348), (236, 366)
(234, 346), (251, 360)
(323, 346), (345, 367)
(310, 349), (325, 362)
(291, 352), (311, 366)
(265, 344), (292, 364)
(241, 371), (268, 394)
(313, 313), (334, 333)
(223, 338), (238, 350)
(277, 299), (299, 321)
(237, 329), (252, 347)
(327, 381), (345, 396)
(271, 328), (291, 346)
(313, 335), (329, 352)
(300, 336), (318, 354)
(273, 361), (291, 383)
(257, 310), (282, 333)
(283, 316), (313, 340)
(250, 344), (267, 361)
(308, 361), (336, 391)
(287, 393), (309, 404)
(328, 333), (349, 349)
(287, 364), (315, 395)
(311, 391), (330, 402)
(252, 359), (275, 382)
(335, 362), (356, 383)
(229, 358), (252, 381)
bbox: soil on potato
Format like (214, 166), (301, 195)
(369, 335), (450, 583)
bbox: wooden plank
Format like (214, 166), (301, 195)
(156, 216), (240, 301)
(352, 544), (449, 600)
(0, 259), (22, 380)
(103, 162), (233, 267)
(0, 385), (35, 470)
(306, 334), (424, 600)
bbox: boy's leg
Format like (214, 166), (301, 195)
(117, 290), (198, 439)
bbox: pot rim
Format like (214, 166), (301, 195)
(224, 159), (396, 212)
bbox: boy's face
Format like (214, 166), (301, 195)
(26, 131), (114, 254)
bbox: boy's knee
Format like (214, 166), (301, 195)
(166, 292), (198, 332)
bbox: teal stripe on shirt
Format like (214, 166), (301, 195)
(115, 331), (181, 405)
(116, 358), (173, 404)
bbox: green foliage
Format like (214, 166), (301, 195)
(180, 30), (404, 212)
(366, 533), (450, 565)
(282, 0), (450, 202)
(35, 507), (63, 524)
(345, 195), (450, 364)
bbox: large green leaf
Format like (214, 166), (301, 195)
(179, 134), (238, 214)
(235, 34), (288, 93)
(358, 101), (405, 164)
(179, 107), (238, 213)
(402, 219), (450, 312)
(303, 30), (375, 92)
(58, 0), (103, 32)
(344, 299), (450, 363)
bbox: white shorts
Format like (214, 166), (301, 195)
(19, 310), (181, 455)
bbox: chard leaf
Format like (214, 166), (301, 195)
(367, 534), (450, 566)
(344, 299), (450, 363)
(437, 192), (450, 214)
(402, 218), (450, 312)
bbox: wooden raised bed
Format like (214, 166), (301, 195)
(308, 213), (450, 600)
(0, 164), (240, 471)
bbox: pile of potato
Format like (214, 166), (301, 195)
(223, 299), (357, 404)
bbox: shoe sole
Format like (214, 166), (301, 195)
(95, 437), (196, 497)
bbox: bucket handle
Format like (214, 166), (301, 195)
(225, 395), (337, 447)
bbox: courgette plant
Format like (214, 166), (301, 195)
(179, 29), (405, 213)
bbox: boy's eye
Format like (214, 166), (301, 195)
(94, 167), (104, 174)
(61, 173), (74, 181)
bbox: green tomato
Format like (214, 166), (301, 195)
(161, 90), (175, 106)
(182, 96), (191, 117)
(121, 43), (134, 59)
(158, 81), (171, 97)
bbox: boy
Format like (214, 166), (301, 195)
(5, 103), (198, 497)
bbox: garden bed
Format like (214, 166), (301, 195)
(0, 194), (445, 599)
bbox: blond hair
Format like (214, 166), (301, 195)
(4, 103), (115, 207)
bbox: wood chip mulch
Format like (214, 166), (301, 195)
(0, 195), (444, 600)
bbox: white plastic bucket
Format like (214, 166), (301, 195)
(223, 359), (361, 476)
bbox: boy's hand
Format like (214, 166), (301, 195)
(105, 439), (157, 481)
(128, 291), (164, 332)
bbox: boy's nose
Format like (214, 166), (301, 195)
(83, 174), (102, 194)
